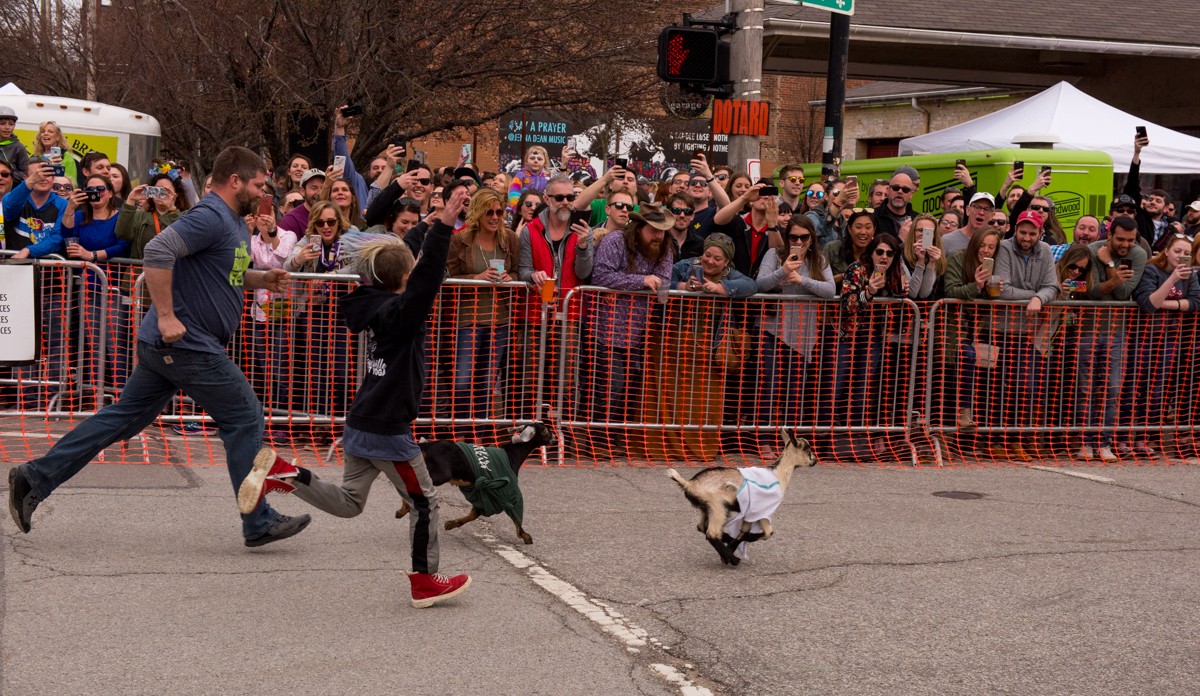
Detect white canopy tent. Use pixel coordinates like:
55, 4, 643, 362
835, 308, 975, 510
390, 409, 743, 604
899, 82, 1200, 174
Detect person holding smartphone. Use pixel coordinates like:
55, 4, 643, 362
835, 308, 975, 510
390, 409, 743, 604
903, 214, 946, 300
32, 121, 75, 183
755, 215, 835, 425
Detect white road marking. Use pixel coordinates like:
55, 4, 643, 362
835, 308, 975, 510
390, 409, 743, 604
477, 532, 713, 696
1029, 465, 1115, 484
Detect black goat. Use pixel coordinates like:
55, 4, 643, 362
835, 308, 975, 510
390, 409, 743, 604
396, 423, 556, 545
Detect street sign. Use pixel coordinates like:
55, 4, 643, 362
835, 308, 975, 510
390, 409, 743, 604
799, 0, 854, 16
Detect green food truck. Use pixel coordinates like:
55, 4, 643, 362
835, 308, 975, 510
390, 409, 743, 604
799, 149, 1114, 235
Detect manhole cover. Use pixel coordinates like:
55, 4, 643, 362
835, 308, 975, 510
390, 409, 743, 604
931, 491, 985, 500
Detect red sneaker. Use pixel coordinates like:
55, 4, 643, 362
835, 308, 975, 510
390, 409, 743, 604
407, 572, 472, 608
237, 447, 299, 515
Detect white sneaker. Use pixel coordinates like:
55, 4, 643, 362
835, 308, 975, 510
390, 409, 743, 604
1097, 447, 1118, 462
1074, 447, 1095, 460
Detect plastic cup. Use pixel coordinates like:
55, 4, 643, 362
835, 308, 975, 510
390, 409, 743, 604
489, 259, 505, 278
64, 237, 79, 248
656, 284, 669, 304
986, 276, 1003, 298
541, 277, 556, 303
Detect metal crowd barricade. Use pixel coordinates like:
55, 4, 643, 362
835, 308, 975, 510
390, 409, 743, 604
555, 286, 924, 466
0, 253, 108, 415
922, 299, 1200, 465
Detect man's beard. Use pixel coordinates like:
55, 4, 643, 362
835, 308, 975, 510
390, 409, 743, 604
554, 206, 571, 223
636, 235, 663, 258
236, 189, 258, 217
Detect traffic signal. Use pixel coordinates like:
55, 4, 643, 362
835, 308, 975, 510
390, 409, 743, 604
657, 26, 730, 94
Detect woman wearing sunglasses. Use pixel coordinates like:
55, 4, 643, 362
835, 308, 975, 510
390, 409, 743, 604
511, 189, 543, 234
756, 215, 834, 425
284, 202, 355, 428
799, 181, 826, 215
830, 230, 912, 458
447, 188, 519, 429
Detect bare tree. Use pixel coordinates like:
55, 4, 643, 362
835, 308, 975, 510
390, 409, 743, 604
2, 0, 678, 171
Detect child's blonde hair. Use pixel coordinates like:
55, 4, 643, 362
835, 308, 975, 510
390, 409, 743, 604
338, 232, 416, 291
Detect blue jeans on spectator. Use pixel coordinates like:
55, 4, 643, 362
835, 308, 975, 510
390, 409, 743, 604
20, 341, 280, 540
1074, 331, 1125, 448
830, 328, 884, 426
453, 324, 510, 419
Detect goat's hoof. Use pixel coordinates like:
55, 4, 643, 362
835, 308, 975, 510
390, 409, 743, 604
728, 555, 741, 567
443, 521, 459, 531
395, 508, 409, 519
520, 534, 533, 545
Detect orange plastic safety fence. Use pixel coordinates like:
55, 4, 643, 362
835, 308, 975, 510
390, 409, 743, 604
5, 262, 1200, 469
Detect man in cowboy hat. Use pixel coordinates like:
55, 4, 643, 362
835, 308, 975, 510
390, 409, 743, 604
589, 202, 675, 426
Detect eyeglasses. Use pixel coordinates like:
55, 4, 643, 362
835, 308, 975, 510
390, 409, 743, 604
783, 176, 805, 184
609, 202, 635, 212
714, 173, 729, 181
315, 219, 339, 228
1068, 264, 1089, 274
1170, 232, 1196, 242
830, 189, 843, 197
688, 179, 707, 187
51, 183, 73, 192
522, 200, 539, 208
788, 234, 812, 242
84, 186, 107, 193
413, 178, 432, 186
1028, 204, 1051, 213
668, 206, 694, 216
889, 184, 914, 194
850, 207, 875, 214
0, 171, 11, 179
806, 190, 825, 198
484, 209, 504, 218
873, 248, 895, 258
548, 193, 577, 203
1113, 206, 1136, 214
986, 219, 1006, 227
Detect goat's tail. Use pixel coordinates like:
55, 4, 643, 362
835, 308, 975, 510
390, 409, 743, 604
666, 468, 690, 490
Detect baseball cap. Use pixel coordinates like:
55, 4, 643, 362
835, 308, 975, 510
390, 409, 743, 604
1015, 210, 1044, 228
300, 168, 326, 187
968, 192, 996, 208
893, 165, 920, 184
0, 106, 16, 121
1186, 200, 1200, 212
1110, 194, 1137, 210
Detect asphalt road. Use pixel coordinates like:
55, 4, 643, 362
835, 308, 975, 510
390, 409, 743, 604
3, 458, 1200, 695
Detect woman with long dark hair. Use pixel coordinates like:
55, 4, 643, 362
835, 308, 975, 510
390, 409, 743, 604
756, 214, 835, 424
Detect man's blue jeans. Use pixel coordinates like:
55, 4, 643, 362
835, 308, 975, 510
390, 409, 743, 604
22, 341, 279, 539
1074, 332, 1125, 448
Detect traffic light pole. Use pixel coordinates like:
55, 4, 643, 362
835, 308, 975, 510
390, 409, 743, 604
821, 13, 850, 179
728, 0, 763, 174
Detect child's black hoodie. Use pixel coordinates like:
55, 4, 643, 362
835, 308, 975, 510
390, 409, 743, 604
338, 219, 453, 436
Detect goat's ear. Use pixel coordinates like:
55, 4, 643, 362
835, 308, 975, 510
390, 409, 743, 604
782, 428, 796, 447
513, 425, 537, 444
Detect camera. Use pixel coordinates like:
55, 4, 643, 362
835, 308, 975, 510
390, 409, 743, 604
84, 186, 104, 202
758, 184, 779, 197
144, 186, 167, 200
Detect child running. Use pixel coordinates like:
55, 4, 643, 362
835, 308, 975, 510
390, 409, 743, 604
238, 187, 472, 608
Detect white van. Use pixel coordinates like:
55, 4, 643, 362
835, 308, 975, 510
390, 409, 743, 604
0, 82, 161, 183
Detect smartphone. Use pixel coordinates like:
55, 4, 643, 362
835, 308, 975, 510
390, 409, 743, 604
759, 184, 779, 197
389, 135, 407, 151
693, 149, 706, 160
144, 186, 165, 200
921, 226, 933, 249
84, 187, 103, 202
1041, 165, 1052, 175
257, 195, 273, 217
461, 143, 472, 163
789, 245, 803, 260
340, 105, 363, 117
569, 209, 591, 229
981, 257, 995, 274
615, 157, 628, 169
333, 155, 346, 170
1119, 258, 1133, 269
1136, 125, 1148, 138
1063, 280, 1087, 291
48, 146, 64, 176
690, 265, 704, 284
1013, 160, 1024, 172
956, 158, 967, 168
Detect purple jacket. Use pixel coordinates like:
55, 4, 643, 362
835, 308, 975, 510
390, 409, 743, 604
591, 230, 672, 348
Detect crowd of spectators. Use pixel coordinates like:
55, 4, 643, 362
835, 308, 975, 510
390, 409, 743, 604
4, 106, 1200, 460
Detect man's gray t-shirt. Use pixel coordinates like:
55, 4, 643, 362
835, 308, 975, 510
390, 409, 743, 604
138, 193, 252, 354
941, 229, 971, 256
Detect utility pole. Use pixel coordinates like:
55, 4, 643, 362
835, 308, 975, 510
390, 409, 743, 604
820, 14, 850, 179
728, 0, 763, 173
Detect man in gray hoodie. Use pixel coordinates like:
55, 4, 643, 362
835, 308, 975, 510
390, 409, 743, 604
989, 211, 1059, 460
